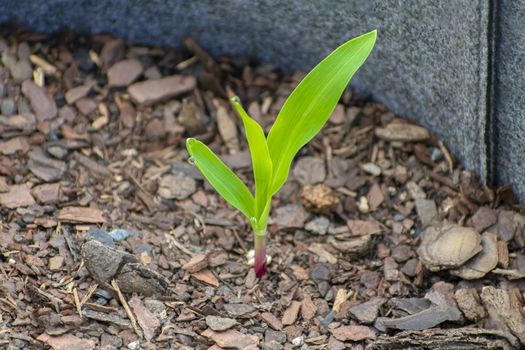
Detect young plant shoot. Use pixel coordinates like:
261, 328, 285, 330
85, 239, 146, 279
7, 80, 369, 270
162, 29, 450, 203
186, 30, 377, 277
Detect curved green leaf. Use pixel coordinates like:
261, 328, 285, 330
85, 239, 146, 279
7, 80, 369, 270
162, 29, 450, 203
231, 96, 273, 221
267, 30, 377, 195
186, 138, 254, 218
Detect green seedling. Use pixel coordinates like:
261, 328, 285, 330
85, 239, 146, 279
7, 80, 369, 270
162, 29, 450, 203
187, 30, 377, 277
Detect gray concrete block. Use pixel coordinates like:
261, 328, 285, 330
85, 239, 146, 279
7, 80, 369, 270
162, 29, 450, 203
493, 0, 525, 200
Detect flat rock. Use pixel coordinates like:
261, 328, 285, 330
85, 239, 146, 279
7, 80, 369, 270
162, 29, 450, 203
65, 84, 93, 104
191, 269, 219, 287
205, 316, 237, 331
202, 329, 258, 350
282, 301, 301, 326
129, 296, 160, 341
81, 240, 138, 283
75, 97, 97, 115
455, 288, 486, 322
177, 97, 206, 135
347, 219, 382, 236
368, 182, 384, 210
417, 224, 482, 271
58, 206, 106, 223
216, 101, 239, 153
86, 227, 115, 247
0, 184, 35, 208
37, 333, 95, 350
0, 137, 30, 155
48, 256, 64, 271
115, 263, 169, 296
415, 198, 438, 227
21, 80, 57, 121
305, 216, 331, 235
375, 122, 430, 142
270, 204, 309, 228
28, 152, 67, 182
328, 235, 372, 258
495, 210, 525, 242
99, 39, 125, 70
128, 75, 196, 106
107, 58, 143, 87
468, 206, 497, 232
310, 262, 332, 282
0, 113, 36, 131
331, 325, 376, 342
450, 232, 498, 279
293, 156, 326, 185
182, 253, 208, 273
349, 298, 386, 324
158, 172, 196, 200
261, 312, 283, 331
223, 303, 255, 317
10, 60, 33, 82
31, 183, 60, 204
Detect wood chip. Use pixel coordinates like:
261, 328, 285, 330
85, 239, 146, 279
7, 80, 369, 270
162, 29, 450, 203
191, 269, 219, 287
282, 301, 302, 326
58, 207, 106, 223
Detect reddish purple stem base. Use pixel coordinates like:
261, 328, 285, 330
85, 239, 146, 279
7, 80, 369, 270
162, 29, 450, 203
254, 234, 267, 278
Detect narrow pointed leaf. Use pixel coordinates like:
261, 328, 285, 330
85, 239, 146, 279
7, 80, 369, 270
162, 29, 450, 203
186, 138, 254, 218
231, 96, 273, 219
267, 30, 377, 195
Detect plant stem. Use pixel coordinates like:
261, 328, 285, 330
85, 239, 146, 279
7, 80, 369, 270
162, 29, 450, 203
254, 232, 267, 278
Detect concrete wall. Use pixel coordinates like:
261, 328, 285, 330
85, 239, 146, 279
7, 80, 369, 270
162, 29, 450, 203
1, 0, 523, 199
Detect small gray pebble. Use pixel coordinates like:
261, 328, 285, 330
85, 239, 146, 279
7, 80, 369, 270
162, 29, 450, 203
1, 98, 16, 116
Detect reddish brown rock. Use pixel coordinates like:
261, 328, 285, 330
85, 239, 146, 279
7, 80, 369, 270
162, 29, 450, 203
282, 301, 302, 326
32, 183, 60, 204
21, 80, 57, 121
0, 184, 35, 208
58, 207, 106, 223
331, 325, 376, 342
202, 329, 258, 350
128, 75, 196, 106
107, 58, 143, 87
65, 84, 93, 104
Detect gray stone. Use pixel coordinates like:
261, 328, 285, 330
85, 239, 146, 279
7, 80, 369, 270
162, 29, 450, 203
349, 298, 386, 324
415, 199, 438, 228
1, 98, 16, 116
81, 240, 138, 283
114, 263, 168, 296
86, 227, 115, 247
205, 316, 237, 331
305, 216, 330, 235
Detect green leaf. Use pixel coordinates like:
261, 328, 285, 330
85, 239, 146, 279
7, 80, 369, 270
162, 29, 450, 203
267, 30, 377, 195
231, 96, 273, 221
186, 138, 254, 218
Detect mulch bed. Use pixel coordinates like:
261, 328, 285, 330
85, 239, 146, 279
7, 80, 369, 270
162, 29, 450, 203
1, 25, 524, 350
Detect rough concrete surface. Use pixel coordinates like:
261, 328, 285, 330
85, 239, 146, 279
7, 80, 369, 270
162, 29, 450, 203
493, 0, 525, 200
1, 0, 523, 200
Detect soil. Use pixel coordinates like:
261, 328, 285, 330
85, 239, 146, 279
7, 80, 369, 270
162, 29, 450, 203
1, 25, 525, 350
